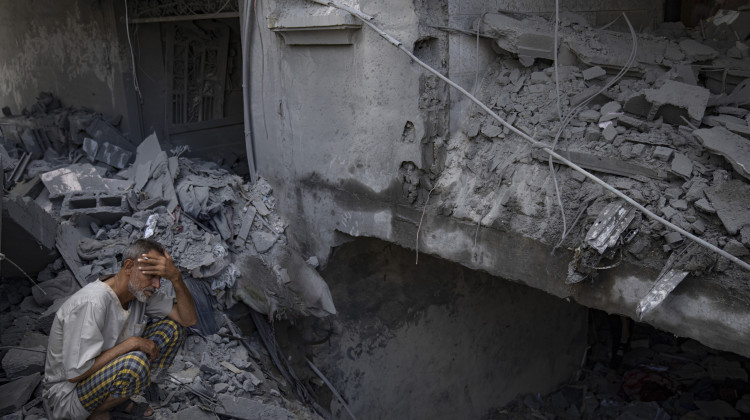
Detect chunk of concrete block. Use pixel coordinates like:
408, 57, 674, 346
618, 114, 648, 131
705, 180, 750, 235
251, 199, 270, 216
663, 231, 683, 244
0, 373, 41, 415
693, 127, 750, 182
578, 110, 600, 123
653, 146, 674, 161
724, 239, 749, 257
60, 192, 130, 224
694, 198, 716, 214
670, 153, 693, 178
251, 231, 276, 253
236, 207, 257, 244
1, 347, 46, 378
3, 194, 57, 249
602, 124, 617, 141
40, 164, 107, 198
582, 66, 606, 81
645, 80, 710, 125
679, 39, 719, 61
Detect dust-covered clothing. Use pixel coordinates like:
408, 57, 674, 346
75, 319, 184, 411
43, 279, 173, 420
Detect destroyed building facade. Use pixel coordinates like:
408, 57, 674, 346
2, 0, 750, 418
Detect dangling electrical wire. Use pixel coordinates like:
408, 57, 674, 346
306, 0, 750, 273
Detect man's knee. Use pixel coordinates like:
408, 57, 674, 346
146, 318, 185, 347
120, 351, 151, 384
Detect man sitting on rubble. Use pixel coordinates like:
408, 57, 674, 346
42, 238, 198, 420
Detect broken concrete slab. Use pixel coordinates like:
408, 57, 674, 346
693, 127, 750, 181
582, 66, 606, 81
40, 163, 107, 198
679, 39, 719, 62
705, 180, 750, 235
670, 153, 693, 178
3, 194, 57, 249
83, 137, 133, 169
645, 80, 710, 125
1, 347, 46, 378
531, 149, 663, 179
251, 231, 276, 254
0, 373, 41, 415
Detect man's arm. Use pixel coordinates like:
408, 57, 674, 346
138, 250, 197, 327
68, 336, 159, 383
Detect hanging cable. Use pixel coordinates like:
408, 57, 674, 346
124, 0, 142, 101
0, 253, 47, 296
307, 0, 750, 273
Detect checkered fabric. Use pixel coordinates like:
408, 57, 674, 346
76, 319, 184, 411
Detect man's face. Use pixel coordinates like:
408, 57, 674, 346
127, 249, 162, 302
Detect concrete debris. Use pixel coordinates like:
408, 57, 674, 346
693, 127, 750, 181
705, 180, 750, 235
1, 347, 46, 378
679, 39, 719, 61
644, 80, 710, 125
0, 373, 41, 416
582, 66, 606, 81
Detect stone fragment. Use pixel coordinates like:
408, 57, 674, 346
645, 80, 709, 125
652, 146, 674, 161
220, 361, 243, 374
670, 153, 693, 178
578, 110, 600, 123
664, 232, 683, 244
1, 347, 46, 378
0, 373, 41, 416
741, 226, 750, 248
250, 231, 276, 253
584, 126, 600, 142
530, 71, 550, 83
679, 39, 719, 61
705, 180, 750, 234
171, 366, 201, 384
661, 206, 677, 220
602, 124, 617, 142
724, 239, 749, 257
693, 127, 750, 182
670, 199, 688, 211
582, 66, 606, 80
692, 219, 706, 234
252, 199, 270, 216
214, 383, 229, 393
481, 124, 503, 138
684, 178, 709, 203
694, 198, 716, 214
599, 101, 622, 122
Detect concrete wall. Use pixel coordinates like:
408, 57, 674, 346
245, 0, 750, 359
0, 0, 128, 120
315, 237, 588, 419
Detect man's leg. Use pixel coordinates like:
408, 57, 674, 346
75, 351, 152, 415
142, 318, 185, 370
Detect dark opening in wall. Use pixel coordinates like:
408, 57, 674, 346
304, 237, 588, 419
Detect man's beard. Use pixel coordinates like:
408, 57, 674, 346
128, 279, 153, 303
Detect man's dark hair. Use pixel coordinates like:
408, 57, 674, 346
122, 238, 165, 264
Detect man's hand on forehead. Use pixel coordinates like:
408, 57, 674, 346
136, 250, 180, 281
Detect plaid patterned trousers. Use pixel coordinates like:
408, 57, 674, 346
76, 319, 185, 411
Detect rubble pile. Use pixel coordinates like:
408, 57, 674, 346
434, 7, 750, 309
0, 94, 333, 419
491, 313, 750, 420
